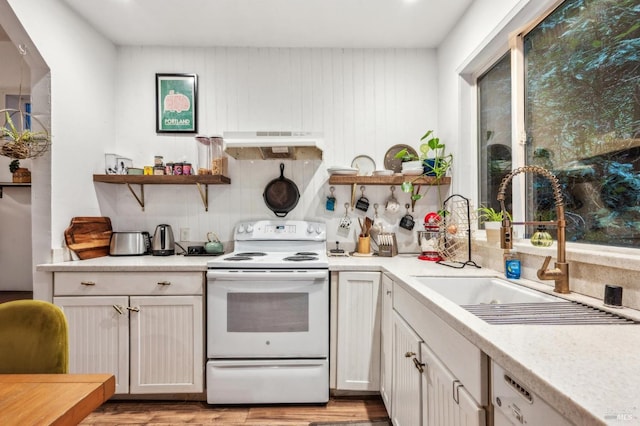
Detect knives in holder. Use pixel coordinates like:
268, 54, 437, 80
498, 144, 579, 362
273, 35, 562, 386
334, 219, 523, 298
377, 233, 398, 257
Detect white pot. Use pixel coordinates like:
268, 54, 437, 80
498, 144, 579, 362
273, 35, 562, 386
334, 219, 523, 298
401, 160, 422, 170
484, 221, 502, 246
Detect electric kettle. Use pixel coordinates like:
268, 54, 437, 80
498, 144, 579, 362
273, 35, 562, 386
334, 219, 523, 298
152, 224, 175, 256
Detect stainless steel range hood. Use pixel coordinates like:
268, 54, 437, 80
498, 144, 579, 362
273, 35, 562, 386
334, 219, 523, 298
223, 131, 323, 160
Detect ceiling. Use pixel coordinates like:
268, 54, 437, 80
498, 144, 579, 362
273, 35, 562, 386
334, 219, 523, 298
59, 0, 474, 48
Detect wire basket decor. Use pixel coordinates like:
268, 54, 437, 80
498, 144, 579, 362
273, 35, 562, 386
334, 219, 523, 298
0, 108, 51, 159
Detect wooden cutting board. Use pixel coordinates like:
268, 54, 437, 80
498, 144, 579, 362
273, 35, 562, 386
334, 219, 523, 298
64, 217, 113, 260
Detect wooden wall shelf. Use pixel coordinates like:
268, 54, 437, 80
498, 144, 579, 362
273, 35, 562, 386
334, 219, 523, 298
0, 182, 31, 198
328, 175, 451, 186
93, 174, 231, 211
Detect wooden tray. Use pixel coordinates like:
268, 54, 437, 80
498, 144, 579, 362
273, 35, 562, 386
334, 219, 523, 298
64, 217, 112, 260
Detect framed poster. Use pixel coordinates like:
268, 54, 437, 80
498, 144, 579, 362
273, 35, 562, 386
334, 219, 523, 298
155, 73, 198, 133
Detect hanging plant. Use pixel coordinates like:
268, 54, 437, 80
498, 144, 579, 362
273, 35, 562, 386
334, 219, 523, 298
0, 109, 50, 160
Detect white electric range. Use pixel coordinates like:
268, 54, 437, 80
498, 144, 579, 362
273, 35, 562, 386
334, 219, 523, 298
205, 220, 329, 404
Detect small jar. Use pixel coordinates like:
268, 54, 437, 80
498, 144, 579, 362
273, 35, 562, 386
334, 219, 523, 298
154, 156, 164, 166
173, 163, 183, 175
153, 166, 165, 175
165, 163, 173, 175
183, 163, 192, 175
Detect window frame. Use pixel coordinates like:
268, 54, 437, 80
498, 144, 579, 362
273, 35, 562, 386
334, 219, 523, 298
464, 0, 640, 260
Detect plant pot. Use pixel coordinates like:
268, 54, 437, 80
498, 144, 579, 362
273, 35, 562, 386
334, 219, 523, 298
423, 158, 441, 176
484, 221, 501, 246
12, 167, 31, 183
401, 160, 422, 171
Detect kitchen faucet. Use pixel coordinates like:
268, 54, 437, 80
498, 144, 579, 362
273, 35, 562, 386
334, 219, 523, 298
496, 165, 570, 294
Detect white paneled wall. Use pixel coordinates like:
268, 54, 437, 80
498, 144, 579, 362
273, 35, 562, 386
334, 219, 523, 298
105, 46, 440, 250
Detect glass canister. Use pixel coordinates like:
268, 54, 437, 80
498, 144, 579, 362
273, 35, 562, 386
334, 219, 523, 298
210, 136, 228, 176
195, 136, 212, 175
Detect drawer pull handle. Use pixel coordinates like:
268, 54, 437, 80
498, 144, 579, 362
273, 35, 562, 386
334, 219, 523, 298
80, 281, 96, 286
127, 306, 140, 312
405, 351, 416, 358
157, 281, 171, 286
112, 305, 124, 315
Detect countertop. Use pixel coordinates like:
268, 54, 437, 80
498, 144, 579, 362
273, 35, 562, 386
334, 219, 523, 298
37, 254, 640, 425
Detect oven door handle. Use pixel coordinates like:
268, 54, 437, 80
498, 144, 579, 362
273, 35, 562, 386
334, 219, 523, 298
207, 270, 328, 280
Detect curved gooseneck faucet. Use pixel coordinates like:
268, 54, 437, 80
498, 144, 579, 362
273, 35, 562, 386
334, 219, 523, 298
496, 165, 570, 294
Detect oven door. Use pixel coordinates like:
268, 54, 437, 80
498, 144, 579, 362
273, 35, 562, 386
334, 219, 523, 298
207, 269, 328, 358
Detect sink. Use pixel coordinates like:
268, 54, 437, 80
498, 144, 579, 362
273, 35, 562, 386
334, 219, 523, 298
411, 276, 562, 305
411, 276, 637, 325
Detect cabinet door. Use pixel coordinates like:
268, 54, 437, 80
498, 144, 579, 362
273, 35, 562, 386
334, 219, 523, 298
380, 274, 394, 412
336, 271, 381, 391
391, 311, 422, 426
54, 296, 130, 394
422, 342, 485, 426
129, 295, 203, 394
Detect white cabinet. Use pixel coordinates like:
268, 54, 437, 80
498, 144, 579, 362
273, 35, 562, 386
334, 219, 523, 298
422, 342, 485, 426
380, 274, 394, 412
53, 271, 204, 395
335, 271, 381, 391
391, 311, 422, 426
388, 282, 487, 426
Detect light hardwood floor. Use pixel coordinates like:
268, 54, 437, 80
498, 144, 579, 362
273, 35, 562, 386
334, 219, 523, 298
81, 396, 390, 425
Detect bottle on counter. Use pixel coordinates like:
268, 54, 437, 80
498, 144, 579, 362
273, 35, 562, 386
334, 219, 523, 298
504, 249, 521, 279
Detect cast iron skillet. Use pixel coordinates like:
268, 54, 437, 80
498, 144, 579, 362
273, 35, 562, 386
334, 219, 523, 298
263, 163, 300, 217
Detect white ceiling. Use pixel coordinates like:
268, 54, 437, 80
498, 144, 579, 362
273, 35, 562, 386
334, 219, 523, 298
60, 0, 473, 48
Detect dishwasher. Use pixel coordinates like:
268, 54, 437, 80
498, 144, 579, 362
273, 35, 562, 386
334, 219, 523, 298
492, 360, 572, 425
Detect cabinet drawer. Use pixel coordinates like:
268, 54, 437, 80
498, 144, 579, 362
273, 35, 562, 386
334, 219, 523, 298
394, 283, 488, 405
54, 272, 203, 296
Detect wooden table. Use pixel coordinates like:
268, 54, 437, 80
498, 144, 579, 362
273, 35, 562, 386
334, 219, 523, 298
0, 373, 115, 425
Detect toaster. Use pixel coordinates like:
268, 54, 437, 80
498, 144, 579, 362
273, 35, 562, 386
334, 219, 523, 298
109, 232, 151, 256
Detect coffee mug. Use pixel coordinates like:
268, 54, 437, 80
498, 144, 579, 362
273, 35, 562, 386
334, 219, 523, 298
399, 214, 415, 231
355, 196, 370, 212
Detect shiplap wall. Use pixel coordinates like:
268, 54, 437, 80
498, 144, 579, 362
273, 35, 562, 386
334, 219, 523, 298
101, 46, 439, 250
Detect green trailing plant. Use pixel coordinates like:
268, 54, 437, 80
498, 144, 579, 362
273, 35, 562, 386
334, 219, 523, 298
396, 130, 454, 210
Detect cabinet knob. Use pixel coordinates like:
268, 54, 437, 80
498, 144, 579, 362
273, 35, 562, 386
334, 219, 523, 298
405, 351, 416, 358
157, 281, 171, 286
386, 290, 392, 295
127, 306, 140, 312
81, 281, 96, 286
112, 305, 124, 314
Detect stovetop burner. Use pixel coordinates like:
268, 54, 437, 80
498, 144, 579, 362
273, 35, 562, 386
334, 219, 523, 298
283, 255, 319, 262
235, 252, 267, 257
224, 256, 253, 261
295, 252, 319, 256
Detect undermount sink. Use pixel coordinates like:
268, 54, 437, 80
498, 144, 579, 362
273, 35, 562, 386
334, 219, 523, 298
411, 276, 637, 325
411, 276, 562, 305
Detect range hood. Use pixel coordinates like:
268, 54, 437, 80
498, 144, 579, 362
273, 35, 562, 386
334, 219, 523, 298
223, 131, 323, 160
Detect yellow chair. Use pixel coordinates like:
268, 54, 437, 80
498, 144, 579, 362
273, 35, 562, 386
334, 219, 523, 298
0, 299, 69, 374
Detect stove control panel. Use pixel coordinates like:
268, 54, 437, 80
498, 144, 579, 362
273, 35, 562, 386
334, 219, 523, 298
234, 220, 326, 241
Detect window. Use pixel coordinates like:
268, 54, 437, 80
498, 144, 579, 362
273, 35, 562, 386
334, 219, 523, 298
478, 53, 512, 224
478, 0, 640, 247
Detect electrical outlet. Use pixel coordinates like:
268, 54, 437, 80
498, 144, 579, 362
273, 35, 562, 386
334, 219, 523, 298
180, 227, 190, 241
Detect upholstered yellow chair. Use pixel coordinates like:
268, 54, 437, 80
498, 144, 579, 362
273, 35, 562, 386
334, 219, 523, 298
0, 299, 69, 374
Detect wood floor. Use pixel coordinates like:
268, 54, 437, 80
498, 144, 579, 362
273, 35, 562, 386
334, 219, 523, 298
81, 396, 390, 425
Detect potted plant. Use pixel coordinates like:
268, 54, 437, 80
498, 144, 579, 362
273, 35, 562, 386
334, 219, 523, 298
0, 110, 50, 160
477, 205, 510, 245
9, 159, 31, 183
418, 130, 453, 178
395, 130, 453, 209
